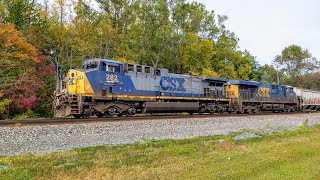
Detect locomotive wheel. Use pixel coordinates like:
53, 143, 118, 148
96, 113, 104, 118
253, 108, 260, 113
74, 114, 90, 118
73, 114, 82, 118
237, 109, 245, 114
73, 114, 90, 118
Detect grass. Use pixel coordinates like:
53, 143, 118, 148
1, 126, 320, 179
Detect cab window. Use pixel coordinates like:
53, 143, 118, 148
83, 61, 98, 69
128, 64, 134, 72
155, 69, 161, 76
107, 65, 120, 73
136, 65, 142, 73
145, 67, 151, 73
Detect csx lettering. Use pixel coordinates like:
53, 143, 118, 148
258, 88, 270, 97
68, 78, 74, 85
160, 77, 186, 92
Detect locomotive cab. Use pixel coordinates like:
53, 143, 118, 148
82, 59, 124, 96
98, 60, 124, 95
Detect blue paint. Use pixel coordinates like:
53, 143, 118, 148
160, 76, 186, 92
227, 80, 261, 86
68, 77, 75, 85
85, 69, 205, 98
79, 59, 298, 103
230, 82, 297, 101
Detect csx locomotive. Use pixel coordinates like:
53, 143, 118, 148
53, 59, 320, 118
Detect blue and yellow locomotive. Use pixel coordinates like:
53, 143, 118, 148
53, 59, 298, 117
225, 80, 297, 113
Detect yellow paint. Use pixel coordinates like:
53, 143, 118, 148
66, 70, 77, 94
225, 85, 239, 98
83, 74, 95, 95
116, 95, 227, 101
258, 88, 270, 97
66, 70, 94, 96
92, 93, 228, 101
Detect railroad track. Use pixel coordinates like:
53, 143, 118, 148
0, 112, 316, 127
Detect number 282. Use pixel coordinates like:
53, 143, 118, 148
106, 74, 118, 82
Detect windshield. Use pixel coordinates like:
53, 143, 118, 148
83, 60, 99, 69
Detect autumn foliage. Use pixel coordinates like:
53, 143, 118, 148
0, 23, 54, 118
0, 23, 37, 62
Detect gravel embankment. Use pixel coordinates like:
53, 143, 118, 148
1, 113, 320, 156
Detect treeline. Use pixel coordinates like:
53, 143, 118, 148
256, 45, 319, 88
0, 0, 318, 119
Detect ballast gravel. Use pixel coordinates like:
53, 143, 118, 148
1, 113, 320, 156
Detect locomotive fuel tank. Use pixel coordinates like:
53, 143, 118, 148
142, 102, 199, 113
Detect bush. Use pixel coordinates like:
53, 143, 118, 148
14, 109, 40, 120
0, 99, 11, 119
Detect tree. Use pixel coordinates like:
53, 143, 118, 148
180, 32, 216, 75
1, 0, 36, 30
96, 0, 135, 33
274, 45, 319, 86
0, 23, 54, 117
255, 64, 288, 84
299, 73, 320, 91
1, 0, 262, 118
1, 0, 50, 51
0, 23, 37, 109
123, 0, 173, 67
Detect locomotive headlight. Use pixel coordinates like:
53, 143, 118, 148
76, 76, 83, 79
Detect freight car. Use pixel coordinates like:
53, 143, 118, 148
53, 59, 309, 118
294, 88, 320, 111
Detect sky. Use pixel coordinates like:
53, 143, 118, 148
190, 0, 320, 65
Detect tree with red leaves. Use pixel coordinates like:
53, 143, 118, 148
0, 23, 55, 118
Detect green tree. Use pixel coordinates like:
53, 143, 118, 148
0, 99, 11, 119
123, 0, 172, 67
255, 64, 288, 84
1, 0, 51, 51
299, 73, 320, 91
1, 0, 36, 30
274, 45, 318, 86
